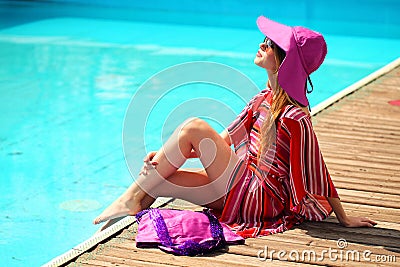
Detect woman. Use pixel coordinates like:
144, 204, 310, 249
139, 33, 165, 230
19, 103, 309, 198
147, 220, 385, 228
93, 16, 376, 236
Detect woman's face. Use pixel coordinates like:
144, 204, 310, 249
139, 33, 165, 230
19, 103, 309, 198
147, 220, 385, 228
254, 37, 277, 71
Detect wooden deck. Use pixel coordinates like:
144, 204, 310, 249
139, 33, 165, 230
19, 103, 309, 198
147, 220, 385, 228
63, 64, 400, 266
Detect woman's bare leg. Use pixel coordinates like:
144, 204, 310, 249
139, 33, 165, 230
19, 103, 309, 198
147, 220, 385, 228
150, 169, 228, 210
93, 118, 239, 224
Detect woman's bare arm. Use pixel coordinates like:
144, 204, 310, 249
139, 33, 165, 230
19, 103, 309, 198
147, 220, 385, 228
327, 197, 377, 227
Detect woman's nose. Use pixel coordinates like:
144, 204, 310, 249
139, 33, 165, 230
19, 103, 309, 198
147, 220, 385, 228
259, 42, 266, 51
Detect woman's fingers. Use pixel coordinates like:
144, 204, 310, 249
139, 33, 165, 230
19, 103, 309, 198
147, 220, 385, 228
139, 166, 148, 175
364, 217, 377, 227
143, 151, 157, 162
343, 216, 377, 228
139, 157, 159, 176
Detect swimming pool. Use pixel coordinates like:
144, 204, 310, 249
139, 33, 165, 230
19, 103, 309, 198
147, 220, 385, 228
0, 0, 399, 266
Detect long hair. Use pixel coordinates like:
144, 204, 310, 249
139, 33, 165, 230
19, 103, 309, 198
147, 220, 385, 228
258, 44, 307, 161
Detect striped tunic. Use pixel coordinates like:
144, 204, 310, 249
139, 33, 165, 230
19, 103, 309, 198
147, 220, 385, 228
220, 89, 339, 238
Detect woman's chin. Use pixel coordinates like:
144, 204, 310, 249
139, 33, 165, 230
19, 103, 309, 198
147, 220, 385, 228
254, 58, 263, 67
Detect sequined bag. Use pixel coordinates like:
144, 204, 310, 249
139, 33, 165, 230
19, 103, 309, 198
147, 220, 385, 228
135, 208, 244, 256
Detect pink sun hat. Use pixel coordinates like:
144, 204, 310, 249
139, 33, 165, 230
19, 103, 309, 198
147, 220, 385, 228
256, 16, 327, 106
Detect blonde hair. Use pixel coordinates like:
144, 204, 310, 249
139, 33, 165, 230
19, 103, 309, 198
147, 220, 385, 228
258, 45, 308, 161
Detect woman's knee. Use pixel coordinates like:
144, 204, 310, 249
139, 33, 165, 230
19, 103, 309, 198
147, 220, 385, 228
180, 117, 211, 136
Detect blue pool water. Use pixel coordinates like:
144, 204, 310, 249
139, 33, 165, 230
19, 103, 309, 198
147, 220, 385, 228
0, 1, 399, 266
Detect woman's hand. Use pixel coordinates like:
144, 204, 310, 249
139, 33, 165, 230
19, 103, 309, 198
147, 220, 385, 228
144, 151, 157, 162
340, 216, 377, 228
139, 149, 199, 175
140, 151, 157, 175
327, 197, 377, 228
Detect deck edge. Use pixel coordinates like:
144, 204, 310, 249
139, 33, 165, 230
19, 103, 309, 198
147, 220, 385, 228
42, 197, 174, 267
42, 216, 136, 267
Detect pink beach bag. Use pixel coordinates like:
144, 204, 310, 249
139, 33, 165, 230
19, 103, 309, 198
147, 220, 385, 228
135, 208, 244, 256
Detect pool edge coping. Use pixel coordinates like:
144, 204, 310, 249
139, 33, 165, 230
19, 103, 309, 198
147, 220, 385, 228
42, 197, 174, 267
42, 216, 137, 267
42, 57, 400, 267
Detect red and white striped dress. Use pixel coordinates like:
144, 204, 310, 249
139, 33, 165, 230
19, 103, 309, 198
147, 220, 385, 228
219, 88, 339, 238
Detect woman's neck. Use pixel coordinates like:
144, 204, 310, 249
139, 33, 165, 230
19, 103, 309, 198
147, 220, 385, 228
267, 70, 278, 92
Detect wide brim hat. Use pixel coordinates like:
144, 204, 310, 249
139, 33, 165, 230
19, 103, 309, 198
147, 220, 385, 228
256, 16, 327, 106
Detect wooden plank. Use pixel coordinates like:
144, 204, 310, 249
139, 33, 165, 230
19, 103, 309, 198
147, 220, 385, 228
314, 125, 400, 140
340, 202, 400, 224
318, 113, 400, 127
324, 216, 400, 232
295, 222, 400, 249
316, 117, 400, 131
330, 172, 400, 186
313, 119, 400, 133
323, 95, 399, 108
270, 228, 400, 249
317, 102, 400, 116
335, 96, 400, 106
319, 140, 400, 158
80, 254, 183, 267
231, 237, 399, 266
329, 167, 400, 182
320, 149, 400, 166
316, 125, 400, 140
324, 143, 400, 157
317, 131, 400, 148
255, 228, 400, 253
332, 180, 398, 195
108, 240, 321, 267
65, 262, 105, 267
327, 163, 398, 180
323, 156, 399, 172
339, 209, 397, 224
338, 98, 400, 106
325, 162, 398, 178
328, 100, 400, 110
336, 188, 400, 209
317, 131, 399, 146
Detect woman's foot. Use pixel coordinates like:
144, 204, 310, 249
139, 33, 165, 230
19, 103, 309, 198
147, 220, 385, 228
93, 195, 142, 225
95, 217, 124, 233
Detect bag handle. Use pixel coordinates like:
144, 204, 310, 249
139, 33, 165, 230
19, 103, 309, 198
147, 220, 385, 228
139, 208, 226, 256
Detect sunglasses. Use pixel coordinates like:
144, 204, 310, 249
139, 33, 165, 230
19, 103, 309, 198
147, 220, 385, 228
263, 37, 274, 49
